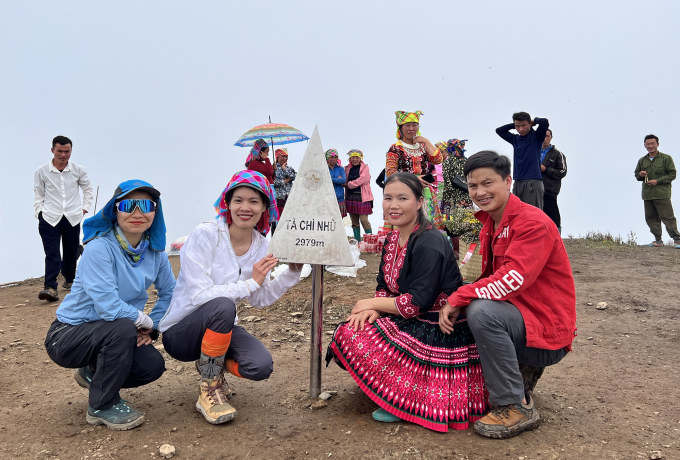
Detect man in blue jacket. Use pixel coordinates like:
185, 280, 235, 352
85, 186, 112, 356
496, 112, 549, 209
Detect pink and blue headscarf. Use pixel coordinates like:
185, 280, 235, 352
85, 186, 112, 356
213, 170, 279, 235
245, 139, 269, 167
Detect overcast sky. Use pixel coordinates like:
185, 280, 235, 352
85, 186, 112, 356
1, 0, 679, 284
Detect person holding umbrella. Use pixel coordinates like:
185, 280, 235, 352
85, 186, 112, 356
326, 149, 347, 218
245, 139, 274, 184
344, 149, 373, 241
160, 171, 303, 425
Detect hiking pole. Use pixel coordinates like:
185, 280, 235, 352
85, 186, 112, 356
92, 186, 99, 214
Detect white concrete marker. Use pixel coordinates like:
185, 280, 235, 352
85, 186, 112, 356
268, 125, 354, 267
267, 125, 353, 400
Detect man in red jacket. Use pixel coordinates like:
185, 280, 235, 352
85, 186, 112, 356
439, 150, 576, 440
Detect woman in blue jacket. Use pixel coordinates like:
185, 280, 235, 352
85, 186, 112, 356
44, 180, 176, 431
326, 149, 347, 217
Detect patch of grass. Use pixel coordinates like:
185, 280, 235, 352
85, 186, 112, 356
565, 231, 638, 246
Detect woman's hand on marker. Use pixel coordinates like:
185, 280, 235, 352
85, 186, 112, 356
253, 254, 279, 285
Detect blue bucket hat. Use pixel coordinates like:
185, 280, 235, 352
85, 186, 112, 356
83, 179, 167, 251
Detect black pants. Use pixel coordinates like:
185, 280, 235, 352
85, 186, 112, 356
38, 214, 81, 289
543, 193, 561, 229
162, 297, 273, 381
45, 319, 166, 410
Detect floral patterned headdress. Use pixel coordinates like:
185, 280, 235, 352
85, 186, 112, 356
347, 149, 364, 160
447, 139, 467, 157
245, 138, 269, 167
213, 170, 279, 235
395, 110, 423, 139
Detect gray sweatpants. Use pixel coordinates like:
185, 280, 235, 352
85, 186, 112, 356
513, 179, 544, 210
466, 299, 567, 406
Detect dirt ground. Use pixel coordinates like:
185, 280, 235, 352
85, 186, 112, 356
1, 240, 679, 460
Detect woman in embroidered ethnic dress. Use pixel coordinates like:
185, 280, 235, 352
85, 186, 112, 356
385, 111, 445, 230
438, 139, 472, 259
326, 172, 488, 432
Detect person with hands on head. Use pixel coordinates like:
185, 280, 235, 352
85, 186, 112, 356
327, 172, 487, 433
438, 151, 576, 440
634, 134, 680, 248
159, 171, 302, 425
44, 180, 175, 431
496, 112, 549, 209
385, 110, 445, 230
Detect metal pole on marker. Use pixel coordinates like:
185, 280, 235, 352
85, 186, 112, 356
309, 264, 324, 398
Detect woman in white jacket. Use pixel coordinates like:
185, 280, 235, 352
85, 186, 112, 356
159, 171, 302, 425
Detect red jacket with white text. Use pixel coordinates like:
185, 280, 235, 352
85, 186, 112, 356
448, 194, 577, 350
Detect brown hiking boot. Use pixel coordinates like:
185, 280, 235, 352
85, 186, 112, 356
38, 287, 59, 302
474, 394, 540, 439
196, 376, 237, 424
519, 364, 545, 394
194, 360, 235, 399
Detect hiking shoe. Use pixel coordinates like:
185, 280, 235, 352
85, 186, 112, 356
474, 394, 540, 439
86, 401, 144, 430
519, 364, 544, 394
196, 377, 237, 424
62, 281, 73, 290
74, 367, 93, 389
195, 360, 235, 399
38, 287, 59, 302
644, 241, 663, 247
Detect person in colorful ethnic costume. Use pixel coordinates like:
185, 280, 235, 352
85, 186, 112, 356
326, 149, 347, 217
385, 111, 444, 230
160, 171, 302, 425
344, 149, 374, 241
45, 180, 176, 431
327, 172, 488, 433
271, 148, 296, 236
245, 139, 274, 184
439, 139, 472, 259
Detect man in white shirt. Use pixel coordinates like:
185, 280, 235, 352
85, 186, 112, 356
34, 136, 93, 301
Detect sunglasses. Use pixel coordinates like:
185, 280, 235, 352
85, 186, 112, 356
115, 199, 157, 214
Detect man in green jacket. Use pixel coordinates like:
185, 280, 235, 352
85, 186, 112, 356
634, 134, 680, 248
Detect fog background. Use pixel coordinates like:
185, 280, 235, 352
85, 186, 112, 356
1, 0, 679, 283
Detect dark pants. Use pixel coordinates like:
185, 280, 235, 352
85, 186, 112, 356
38, 214, 81, 289
543, 193, 561, 230
513, 179, 544, 210
644, 199, 680, 241
466, 299, 567, 406
45, 319, 166, 410
162, 297, 273, 381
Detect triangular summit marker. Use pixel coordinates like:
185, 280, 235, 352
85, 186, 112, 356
268, 125, 354, 266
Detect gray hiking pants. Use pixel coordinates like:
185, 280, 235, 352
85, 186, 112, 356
466, 299, 567, 406
513, 179, 544, 210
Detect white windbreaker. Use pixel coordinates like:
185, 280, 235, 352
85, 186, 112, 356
159, 219, 301, 332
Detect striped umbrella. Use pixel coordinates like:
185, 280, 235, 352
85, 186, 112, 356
234, 122, 309, 147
